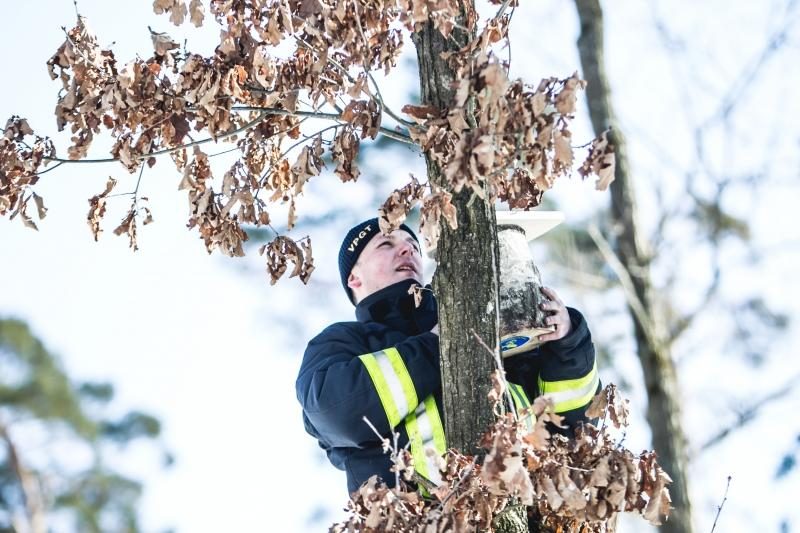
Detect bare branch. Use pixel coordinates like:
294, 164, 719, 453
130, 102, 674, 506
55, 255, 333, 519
470, 329, 516, 419
587, 224, 662, 350
43, 112, 270, 165
698, 374, 800, 453
710, 476, 732, 533
703, 5, 799, 127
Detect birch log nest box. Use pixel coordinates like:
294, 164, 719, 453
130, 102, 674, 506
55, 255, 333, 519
496, 211, 564, 357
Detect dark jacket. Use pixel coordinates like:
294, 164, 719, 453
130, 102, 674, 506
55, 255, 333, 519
296, 279, 597, 494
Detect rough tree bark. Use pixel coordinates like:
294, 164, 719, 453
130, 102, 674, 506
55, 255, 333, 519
412, 4, 526, 532
411, 1, 498, 461
573, 1, 694, 532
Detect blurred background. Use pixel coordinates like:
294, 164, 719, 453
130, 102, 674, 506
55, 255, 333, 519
1, 1, 798, 531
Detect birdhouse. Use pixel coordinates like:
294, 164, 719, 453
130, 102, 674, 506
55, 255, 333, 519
496, 211, 564, 357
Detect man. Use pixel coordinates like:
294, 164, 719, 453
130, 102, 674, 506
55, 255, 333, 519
296, 218, 599, 495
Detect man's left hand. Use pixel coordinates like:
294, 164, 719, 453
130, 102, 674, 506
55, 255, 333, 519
537, 286, 572, 343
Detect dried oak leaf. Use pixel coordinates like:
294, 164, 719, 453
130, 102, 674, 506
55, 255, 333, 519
556, 467, 586, 511
407, 284, 424, 308
291, 136, 325, 196
401, 104, 440, 124
377, 175, 424, 234
480, 421, 534, 505
341, 100, 381, 140
87, 177, 117, 241
579, 130, 616, 191
113, 204, 139, 251
150, 29, 180, 57
31, 192, 47, 220
330, 127, 360, 183
260, 235, 311, 285
153, 0, 188, 26
554, 72, 587, 115
419, 189, 457, 251
188, 0, 205, 27
606, 384, 630, 429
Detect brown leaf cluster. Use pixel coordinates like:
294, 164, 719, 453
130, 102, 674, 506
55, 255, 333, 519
578, 130, 616, 191
4, 2, 614, 288
419, 189, 458, 251
378, 175, 425, 234
0, 117, 55, 229
259, 235, 314, 285
411, 60, 596, 205
87, 177, 117, 241
332, 384, 672, 533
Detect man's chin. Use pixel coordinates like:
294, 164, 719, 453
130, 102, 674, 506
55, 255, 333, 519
395, 272, 422, 284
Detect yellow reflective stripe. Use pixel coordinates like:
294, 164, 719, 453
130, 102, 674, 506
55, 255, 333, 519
509, 383, 535, 433
405, 395, 446, 487
358, 348, 419, 428
508, 383, 529, 410
404, 408, 430, 481
359, 353, 402, 427
384, 347, 418, 411
425, 395, 447, 455
538, 362, 599, 413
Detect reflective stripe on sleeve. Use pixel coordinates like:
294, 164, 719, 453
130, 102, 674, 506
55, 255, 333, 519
508, 383, 535, 433
405, 395, 446, 487
538, 362, 599, 413
358, 348, 418, 428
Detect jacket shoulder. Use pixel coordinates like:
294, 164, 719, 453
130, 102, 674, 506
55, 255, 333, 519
306, 321, 365, 347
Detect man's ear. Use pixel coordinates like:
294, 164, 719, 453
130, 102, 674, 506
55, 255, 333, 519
347, 270, 362, 290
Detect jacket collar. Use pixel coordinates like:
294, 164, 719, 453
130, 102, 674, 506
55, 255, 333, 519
355, 279, 438, 334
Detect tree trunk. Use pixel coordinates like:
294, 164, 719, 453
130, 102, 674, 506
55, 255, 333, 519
0, 418, 46, 533
411, 5, 527, 531
412, 0, 498, 461
573, 1, 694, 532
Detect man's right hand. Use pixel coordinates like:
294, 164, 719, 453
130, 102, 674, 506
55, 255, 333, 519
431, 324, 439, 336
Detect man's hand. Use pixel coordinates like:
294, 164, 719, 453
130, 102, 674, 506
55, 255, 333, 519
431, 324, 439, 336
537, 287, 572, 343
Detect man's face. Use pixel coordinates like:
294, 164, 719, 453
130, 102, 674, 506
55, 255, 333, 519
348, 229, 423, 302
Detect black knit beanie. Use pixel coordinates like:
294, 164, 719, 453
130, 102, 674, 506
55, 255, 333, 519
338, 218, 419, 304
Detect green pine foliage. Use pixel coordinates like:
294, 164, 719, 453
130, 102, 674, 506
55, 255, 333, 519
0, 318, 164, 533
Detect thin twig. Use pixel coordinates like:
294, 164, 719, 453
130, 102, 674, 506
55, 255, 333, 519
699, 375, 800, 452
350, 0, 414, 128
494, 0, 515, 20
470, 329, 516, 418
296, 38, 357, 84
233, 105, 414, 144
362, 415, 405, 489
505, 5, 516, 72
709, 476, 731, 533
35, 161, 65, 177
363, 415, 393, 450
279, 123, 340, 160
433, 458, 477, 510
132, 162, 146, 209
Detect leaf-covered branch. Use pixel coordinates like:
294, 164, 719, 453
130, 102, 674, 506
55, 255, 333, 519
2, 0, 613, 287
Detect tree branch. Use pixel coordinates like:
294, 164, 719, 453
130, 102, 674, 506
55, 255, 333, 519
587, 224, 662, 351
43, 112, 270, 165
349, 0, 415, 128
710, 476, 732, 533
698, 374, 800, 453
231, 107, 415, 144
0, 417, 46, 533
